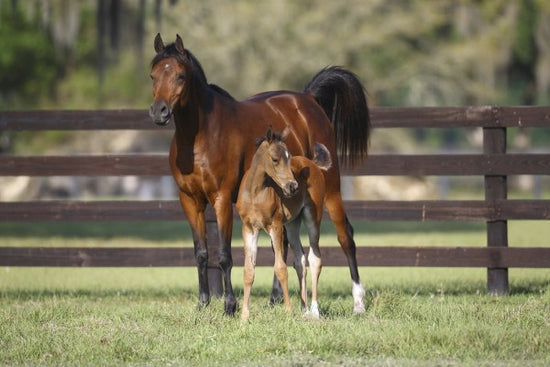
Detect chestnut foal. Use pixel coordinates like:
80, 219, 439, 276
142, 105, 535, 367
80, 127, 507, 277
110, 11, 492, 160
237, 127, 331, 321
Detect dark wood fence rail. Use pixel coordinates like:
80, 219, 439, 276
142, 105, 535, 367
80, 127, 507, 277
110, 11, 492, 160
1, 107, 549, 295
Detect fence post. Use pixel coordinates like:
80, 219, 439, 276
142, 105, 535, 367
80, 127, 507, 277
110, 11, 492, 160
484, 108, 509, 295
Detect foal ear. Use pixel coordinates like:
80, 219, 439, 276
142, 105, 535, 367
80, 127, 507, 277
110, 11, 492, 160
281, 127, 291, 141
154, 33, 165, 53
265, 126, 274, 142
175, 34, 185, 55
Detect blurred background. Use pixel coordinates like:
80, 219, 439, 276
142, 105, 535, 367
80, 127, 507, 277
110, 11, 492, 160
1, 0, 549, 201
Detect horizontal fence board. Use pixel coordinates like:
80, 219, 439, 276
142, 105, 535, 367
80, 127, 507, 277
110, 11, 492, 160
2, 107, 549, 130
370, 106, 550, 128
3, 154, 550, 176
1, 246, 548, 268
0, 110, 157, 131
0, 154, 169, 176
344, 154, 550, 176
1, 200, 548, 222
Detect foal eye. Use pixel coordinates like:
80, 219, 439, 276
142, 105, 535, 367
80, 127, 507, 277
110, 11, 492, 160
272, 158, 279, 164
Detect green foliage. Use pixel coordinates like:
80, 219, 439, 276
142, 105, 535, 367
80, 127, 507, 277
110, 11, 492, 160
2, 0, 550, 152
0, 4, 60, 108
514, 0, 537, 67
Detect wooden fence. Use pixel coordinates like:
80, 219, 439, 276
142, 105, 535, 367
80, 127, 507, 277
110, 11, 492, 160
1, 107, 549, 295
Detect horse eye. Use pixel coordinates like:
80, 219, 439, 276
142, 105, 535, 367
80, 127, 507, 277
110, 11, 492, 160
272, 158, 279, 164
177, 73, 186, 81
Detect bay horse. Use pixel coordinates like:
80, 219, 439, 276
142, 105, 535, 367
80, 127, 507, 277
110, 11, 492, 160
149, 34, 370, 316
237, 127, 331, 321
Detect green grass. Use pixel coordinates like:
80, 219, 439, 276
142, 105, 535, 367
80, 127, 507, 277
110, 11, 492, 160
0, 267, 549, 366
1, 220, 549, 365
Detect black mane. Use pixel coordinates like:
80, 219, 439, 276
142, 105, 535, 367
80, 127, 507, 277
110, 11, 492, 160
152, 43, 235, 100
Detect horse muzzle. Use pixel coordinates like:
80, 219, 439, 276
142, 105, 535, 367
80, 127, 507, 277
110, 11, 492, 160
149, 100, 172, 126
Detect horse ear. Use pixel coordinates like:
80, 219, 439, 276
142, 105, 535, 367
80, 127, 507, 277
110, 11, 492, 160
154, 33, 165, 53
175, 34, 185, 55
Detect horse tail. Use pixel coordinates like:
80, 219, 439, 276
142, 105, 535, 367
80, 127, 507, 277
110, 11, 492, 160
304, 66, 370, 167
312, 142, 332, 171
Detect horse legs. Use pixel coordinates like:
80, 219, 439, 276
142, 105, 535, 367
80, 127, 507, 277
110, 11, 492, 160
324, 191, 366, 314
284, 219, 307, 311
178, 192, 210, 308
270, 225, 291, 312
302, 206, 323, 319
241, 223, 259, 321
213, 195, 237, 316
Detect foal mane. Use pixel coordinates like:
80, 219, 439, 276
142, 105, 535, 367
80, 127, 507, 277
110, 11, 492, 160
151, 42, 235, 100
255, 130, 286, 147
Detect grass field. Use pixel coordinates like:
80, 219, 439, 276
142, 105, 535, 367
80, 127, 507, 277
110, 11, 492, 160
1, 220, 549, 366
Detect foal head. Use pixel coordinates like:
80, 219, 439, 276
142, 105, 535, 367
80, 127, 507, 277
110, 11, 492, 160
149, 34, 207, 125
255, 127, 298, 198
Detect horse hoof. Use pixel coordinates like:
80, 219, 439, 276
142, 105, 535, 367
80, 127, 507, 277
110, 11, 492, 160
303, 310, 321, 320
269, 293, 284, 306
352, 282, 366, 314
198, 298, 210, 310
224, 299, 237, 316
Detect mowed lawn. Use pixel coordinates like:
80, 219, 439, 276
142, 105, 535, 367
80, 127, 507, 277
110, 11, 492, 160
1, 220, 549, 366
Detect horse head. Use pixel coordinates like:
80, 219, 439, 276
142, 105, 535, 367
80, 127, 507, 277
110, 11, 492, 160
149, 33, 193, 126
257, 126, 298, 198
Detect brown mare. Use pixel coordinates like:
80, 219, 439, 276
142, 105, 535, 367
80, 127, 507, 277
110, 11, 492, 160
237, 127, 331, 321
149, 34, 370, 316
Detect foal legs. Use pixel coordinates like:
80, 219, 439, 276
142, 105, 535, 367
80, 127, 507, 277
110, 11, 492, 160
269, 231, 289, 305
270, 225, 291, 312
241, 224, 259, 321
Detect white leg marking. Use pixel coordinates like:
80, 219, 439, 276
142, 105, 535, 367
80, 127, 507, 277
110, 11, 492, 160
352, 281, 366, 314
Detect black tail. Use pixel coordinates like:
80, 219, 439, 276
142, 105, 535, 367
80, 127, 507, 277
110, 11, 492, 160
304, 66, 370, 167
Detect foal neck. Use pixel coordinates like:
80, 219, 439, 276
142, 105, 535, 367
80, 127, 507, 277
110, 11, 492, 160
243, 147, 271, 198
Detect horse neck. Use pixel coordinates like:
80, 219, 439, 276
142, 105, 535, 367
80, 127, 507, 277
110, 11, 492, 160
173, 79, 215, 142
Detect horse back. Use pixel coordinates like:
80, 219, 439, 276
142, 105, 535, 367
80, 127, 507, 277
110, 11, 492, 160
242, 91, 336, 158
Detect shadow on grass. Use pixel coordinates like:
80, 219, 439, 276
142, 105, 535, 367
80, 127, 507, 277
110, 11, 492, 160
231, 277, 549, 300
0, 220, 485, 241
0, 287, 199, 301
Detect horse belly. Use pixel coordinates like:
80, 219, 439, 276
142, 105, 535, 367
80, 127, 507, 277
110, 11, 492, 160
281, 193, 305, 224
